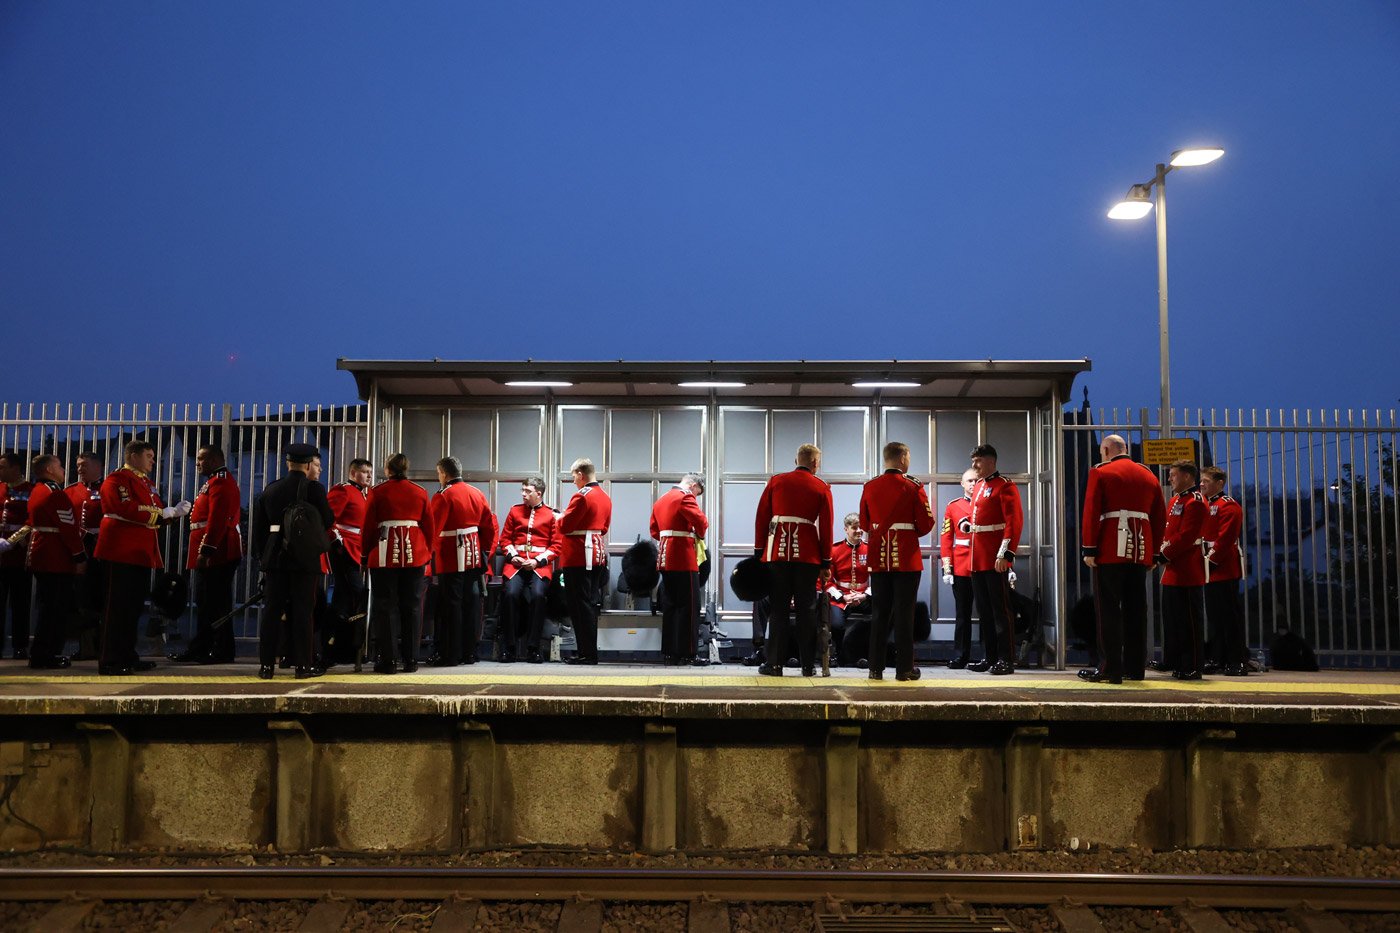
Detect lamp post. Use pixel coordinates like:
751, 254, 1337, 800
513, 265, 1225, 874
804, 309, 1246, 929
1108, 147, 1224, 439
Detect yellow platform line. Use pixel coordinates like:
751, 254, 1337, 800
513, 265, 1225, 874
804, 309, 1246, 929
0, 673, 1396, 695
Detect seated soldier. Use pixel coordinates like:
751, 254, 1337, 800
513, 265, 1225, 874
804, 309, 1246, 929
823, 512, 870, 666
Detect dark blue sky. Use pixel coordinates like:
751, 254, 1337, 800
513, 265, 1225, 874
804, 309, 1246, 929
3, 2, 1397, 411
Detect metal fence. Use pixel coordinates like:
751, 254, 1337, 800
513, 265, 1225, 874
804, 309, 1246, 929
0, 402, 369, 644
1063, 408, 1400, 668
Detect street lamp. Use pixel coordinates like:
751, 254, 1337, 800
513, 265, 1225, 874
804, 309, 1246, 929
1108, 146, 1224, 438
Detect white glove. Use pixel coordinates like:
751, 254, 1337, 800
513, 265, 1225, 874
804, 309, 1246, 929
174, 500, 192, 518
160, 506, 179, 520
0, 539, 10, 554
942, 573, 954, 586
1007, 569, 1018, 587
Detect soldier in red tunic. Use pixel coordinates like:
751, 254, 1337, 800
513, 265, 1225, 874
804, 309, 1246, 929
754, 444, 833, 677
826, 513, 870, 667
0, 452, 35, 658
496, 476, 562, 663
24, 455, 85, 668
429, 456, 497, 666
1200, 465, 1249, 675
326, 458, 372, 663
65, 451, 106, 659
860, 441, 936, 681
1157, 459, 1209, 679
967, 444, 1023, 676
560, 458, 612, 665
940, 469, 979, 668
171, 445, 243, 664
649, 473, 709, 665
1077, 435, 1167, 684
361, 452, 436, 674
94, 440, 190, 675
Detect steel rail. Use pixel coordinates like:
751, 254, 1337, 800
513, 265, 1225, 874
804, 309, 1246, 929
0, 866, 1395, 911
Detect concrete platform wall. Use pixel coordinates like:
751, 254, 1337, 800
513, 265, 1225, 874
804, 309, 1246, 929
0, 717, 1395, 855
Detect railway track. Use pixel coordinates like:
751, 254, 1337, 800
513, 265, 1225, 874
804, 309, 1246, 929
1, 866, 1395, 931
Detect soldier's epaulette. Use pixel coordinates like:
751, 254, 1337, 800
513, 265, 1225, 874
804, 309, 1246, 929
1222, 494, 1236, 502
906, 474, 922, 486
578, 486, 591, 496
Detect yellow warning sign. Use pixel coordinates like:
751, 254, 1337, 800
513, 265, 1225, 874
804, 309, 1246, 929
1142, 438, 1198, 465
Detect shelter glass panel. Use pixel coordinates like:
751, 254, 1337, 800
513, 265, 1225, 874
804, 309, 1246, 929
400, 409, 443, 469
936, 411, 979, 474
609, 410, 655, 473
497, 408, 543, 474
986, 411, 1030, 475
819, 409, 868, 475
772, 410, 816, 467
723, 410, 767, 474
722, 481, 764, 547
448, 410, 492, 472
608, 481, 654, 550
831, 483, 862, 529
659, 408, 705, 474
885, 409, 931, 474
560, 408, 605, 470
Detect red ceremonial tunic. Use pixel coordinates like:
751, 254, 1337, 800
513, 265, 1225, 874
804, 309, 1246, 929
25, 481, 85, 574
824, 538, 869, 605
327, 481, 369, 565
755, 467, 833, 566
94, 467, 167, 568
969, 472, 1024, 572
498, 503, 561, 580
649, 486, 709, 572
186, 467, 243, 569
939, 495, 974, 577
1160, 486, 1208, 587
431, 479, 497, 574
0, 480, 33, 569
1202, 493, 1245, 582
1080, 454, 1167, 567
362, 478, 436, 569
65, 481, 104, 550
859, 469, 935, 572
559, 482, 612, 569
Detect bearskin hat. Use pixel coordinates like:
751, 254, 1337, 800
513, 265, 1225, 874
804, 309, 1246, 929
620, 539, 660, 595
149, 571, 189, 621
728, 556, 768, 602
913, 600, 932, 641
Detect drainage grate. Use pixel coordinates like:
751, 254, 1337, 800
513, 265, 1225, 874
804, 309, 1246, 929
815, 914, 1019, 932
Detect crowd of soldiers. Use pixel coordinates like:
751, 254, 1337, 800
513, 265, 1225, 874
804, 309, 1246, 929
0, 430, 1247, 681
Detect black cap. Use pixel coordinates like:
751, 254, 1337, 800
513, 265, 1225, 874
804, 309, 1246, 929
286, 443, 319, 464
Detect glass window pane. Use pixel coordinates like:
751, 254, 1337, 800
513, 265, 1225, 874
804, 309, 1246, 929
935, 411, 978, 474
498, 409, 542, 474
720, 555, 754, 614
818, 409, 867, 475
494, 481, 521, 521
400, 409, 443, 472
885, 410, 931, 474
659, 409, 704, 474
606, 481, 654, 548
723, 410, 767, 474
722, 481, 764, 546
561, 408, 605, 471
449, 409, 492, 473
772, 411, 816, 469
986, 411, 1030, 475
831, 483, 862, 530
610, 410, 654, 473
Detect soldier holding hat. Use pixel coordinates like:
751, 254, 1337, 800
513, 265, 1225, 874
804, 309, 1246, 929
649, 472, 709, 665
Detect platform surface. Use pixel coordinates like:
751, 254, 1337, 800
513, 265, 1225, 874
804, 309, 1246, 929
0, 660, 1397, 724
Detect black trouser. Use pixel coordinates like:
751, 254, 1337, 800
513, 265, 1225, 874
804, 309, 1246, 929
260, 569, 319, 668
1205, 579, 1246, 666
327, 547, 366, 661
563, 566, 606, 658
1161, 584, 1206, 674
369, 567, 426, 665
75, 547, 105, 642
970, 570, 1017, 665
32, 572, 75, 660
869, 571, 920, 675
504, 570, 548, 650
0, 566, 32, 657
764, 562, 821, 670
949, 574, 977, 659
101, 562, 149, 667
834, 602, 872, 666
435, 569, 483, 664
659, 569, 699, 659
189, 561, 237, 661
1092, 562, 1148, 678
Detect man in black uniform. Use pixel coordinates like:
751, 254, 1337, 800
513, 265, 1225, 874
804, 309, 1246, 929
253, 442, 333, 680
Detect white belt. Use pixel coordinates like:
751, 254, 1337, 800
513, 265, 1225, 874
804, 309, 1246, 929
29, 526, 58, 533
190, 520, 208, 530
836, 581, 862, 590
953, 538, 971, 546
440, 526, 479, 536
441, 526, 480, 568
1101, 510, 1150, 521
269, 524, 280, 532
377, 520, 420, 566
658, 530, 694, 538
1101, 511, 1150, 560
970, 523, 1005, 532
380, 520, 419, 528
335, 523, 361, 535
104, 514, 153, 528
887, 523, 915, 531
567, 529, 605, 569
771, 515, 814, 525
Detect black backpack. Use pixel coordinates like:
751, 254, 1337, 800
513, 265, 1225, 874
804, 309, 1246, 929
279, 476, 329, 570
